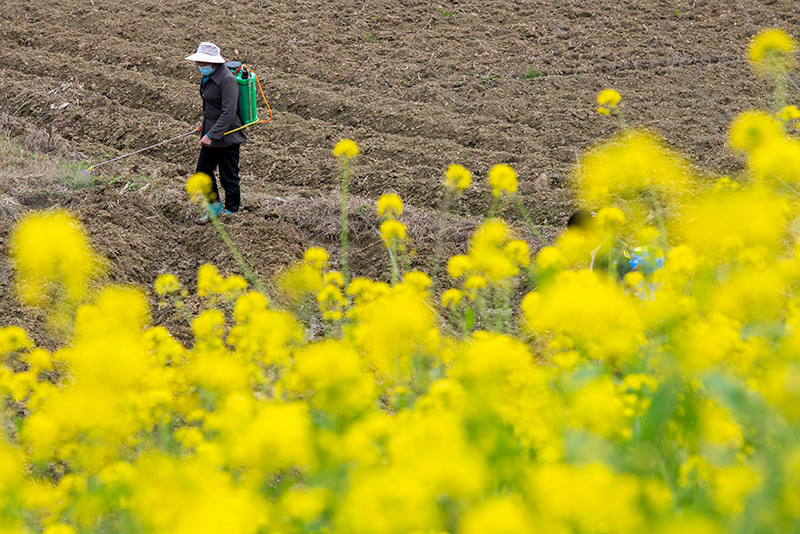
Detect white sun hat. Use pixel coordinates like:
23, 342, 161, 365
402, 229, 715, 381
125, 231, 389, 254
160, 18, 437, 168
184, 42, 226, 64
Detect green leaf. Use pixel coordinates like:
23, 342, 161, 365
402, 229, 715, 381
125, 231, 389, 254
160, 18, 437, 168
465, 308, 475, 331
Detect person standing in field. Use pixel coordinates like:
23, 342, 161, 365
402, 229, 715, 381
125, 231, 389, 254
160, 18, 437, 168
185, 42, 247, 223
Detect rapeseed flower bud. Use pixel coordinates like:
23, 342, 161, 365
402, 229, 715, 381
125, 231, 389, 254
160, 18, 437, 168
154, 273, 181, 296
333, 138, 360, 159
444, 164, 472, 191
488, 164, 518, 197
748, 28, 796, 74
304, 247, 330, 269
186, 172, 213, 203
379, 220, 407, 246
376, 193, 403, 219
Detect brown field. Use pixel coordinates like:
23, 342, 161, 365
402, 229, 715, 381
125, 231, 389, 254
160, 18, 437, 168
2, 0, 799, 343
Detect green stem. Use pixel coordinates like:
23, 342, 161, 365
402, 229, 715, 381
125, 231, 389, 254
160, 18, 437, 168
613, 107, 628, 129
647, 189, 669, 248
502, 284, 512, 334
340, 161, 351, 283
209, 215, 270, 297
513, 196, 546, 246
487, 196, 499, 219
431, 191, 454, 289
398, 244, 411, 275
492, 286, 503, 333
773, 68, 789, 114
388, 238, 400, 285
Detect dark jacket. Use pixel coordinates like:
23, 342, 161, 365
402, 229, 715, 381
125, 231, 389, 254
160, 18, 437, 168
200, 65, 247, 147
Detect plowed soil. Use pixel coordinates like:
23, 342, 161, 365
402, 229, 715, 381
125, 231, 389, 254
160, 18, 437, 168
2, 0, 800, 344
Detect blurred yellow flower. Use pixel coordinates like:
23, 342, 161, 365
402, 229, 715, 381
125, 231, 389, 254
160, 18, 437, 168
333, 139, 360, 159
597, 88, 622, 107
441, 288, 464, 308
377, 193, 403, 219
154, 273, 181, 296
186, 172, 213, 203
304, 247, 330, 269
728, 110, 783, 153
488, 164, 518, 197
748, 28, 796, 74
379, 220, 407, 246
445, 164, 472, 191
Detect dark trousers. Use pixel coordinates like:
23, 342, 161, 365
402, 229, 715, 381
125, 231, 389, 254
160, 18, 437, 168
196, 144, 241, 212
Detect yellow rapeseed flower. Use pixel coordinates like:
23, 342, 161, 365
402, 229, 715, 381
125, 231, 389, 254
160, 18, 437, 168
577, 129, 692, 205
748, 28, 796, 74
444, 164, 472, 191
333, 139, 360, 159
0, 326, 33, 356
464, 275, 487, 300
447, 255, 472, 279
304, 247, 330, 270
376, 193, 403, 219
778, 105, 800, 122
186, 172, 213, 203
488, 164, 518, 197
403, 271, 432, 291
597, 89, 621, 107
8, 210, 105, 308
324, 271, 345, 287
441, 288, 464, 308
154, 274, 181, 296
379, 220, 407, 247
728, 111, 783, 153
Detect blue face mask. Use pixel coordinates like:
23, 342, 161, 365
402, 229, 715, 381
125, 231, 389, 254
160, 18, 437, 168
198, 65, 214, 76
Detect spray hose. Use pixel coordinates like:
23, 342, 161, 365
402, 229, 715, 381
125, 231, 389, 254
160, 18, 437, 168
87, 65, 273, 171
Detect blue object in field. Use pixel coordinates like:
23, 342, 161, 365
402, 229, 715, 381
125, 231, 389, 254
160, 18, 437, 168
629, 246, 665, 274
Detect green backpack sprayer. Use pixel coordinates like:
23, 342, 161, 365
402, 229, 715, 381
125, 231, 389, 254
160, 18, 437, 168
86, 62, 272, 171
